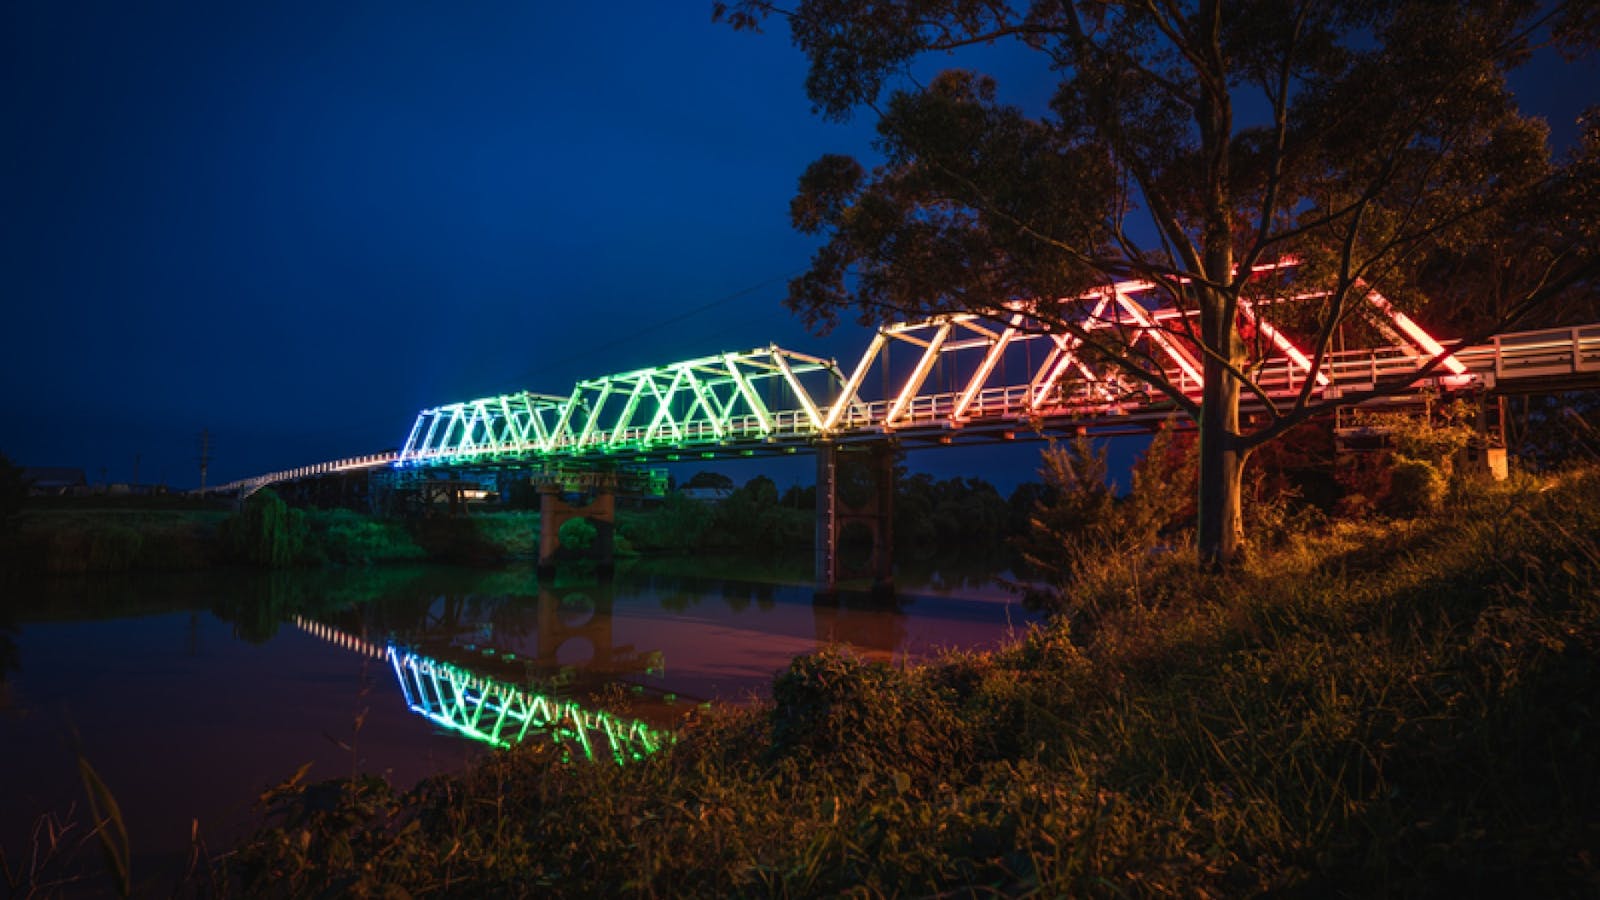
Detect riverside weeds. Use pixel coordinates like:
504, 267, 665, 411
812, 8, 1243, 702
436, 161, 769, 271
210, 469, 1600, 897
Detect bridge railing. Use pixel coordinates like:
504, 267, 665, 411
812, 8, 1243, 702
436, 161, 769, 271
1462, 324, 1600, 383
205, 450, 398, 497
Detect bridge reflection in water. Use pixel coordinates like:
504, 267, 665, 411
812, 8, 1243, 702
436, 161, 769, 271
288, 564, 1020, 762
385, 644, 668, 763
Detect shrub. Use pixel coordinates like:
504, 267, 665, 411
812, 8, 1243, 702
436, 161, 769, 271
767, 648, 973, 780
218, 490, 306, 567
0, 452, 26, 533
558, 516, 597, 552
310, 509, 426, 564
1387, 456, 1447, 514
1019, 426, 1199, 613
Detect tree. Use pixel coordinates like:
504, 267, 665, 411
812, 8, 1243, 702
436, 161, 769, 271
718, 0, 1600, 566
684, 470, 736, 491
219, 489, 307, 568
0, 453, 27, 532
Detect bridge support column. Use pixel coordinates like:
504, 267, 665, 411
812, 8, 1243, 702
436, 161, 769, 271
815, 442, 894, 598
1463, 392, 1510, 481
538, 486, 616, 576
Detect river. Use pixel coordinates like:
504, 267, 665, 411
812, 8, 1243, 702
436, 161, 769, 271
0, 557, 1033, 875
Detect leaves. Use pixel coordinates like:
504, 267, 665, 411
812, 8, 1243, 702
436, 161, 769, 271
78, 754, 131, 896
726, 0, 1599, 564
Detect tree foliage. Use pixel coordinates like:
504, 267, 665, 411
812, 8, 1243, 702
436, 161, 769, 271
894, 471, 1010, 557
1019, 426, 1198, 602
0, 453, 27, 533
683, 470, 735, 491
220, 489, 307, 568
719, 0, 1600, 565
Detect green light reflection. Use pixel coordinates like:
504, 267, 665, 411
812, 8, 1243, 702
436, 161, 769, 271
387, 644, 668, 764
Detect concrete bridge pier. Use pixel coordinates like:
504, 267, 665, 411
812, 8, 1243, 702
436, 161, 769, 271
537, 485, 616, 577
815, 441, 895, 598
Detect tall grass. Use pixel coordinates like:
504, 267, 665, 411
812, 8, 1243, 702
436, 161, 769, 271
218, 467, 1600, 896
0, 509, 226, 573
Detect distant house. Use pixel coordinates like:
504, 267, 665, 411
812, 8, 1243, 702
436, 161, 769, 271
22, 467, 86, 496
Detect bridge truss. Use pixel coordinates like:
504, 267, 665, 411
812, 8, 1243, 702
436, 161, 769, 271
210, 271, 1600, 495
395, 276, 1600, 468
397, 345, 855, 466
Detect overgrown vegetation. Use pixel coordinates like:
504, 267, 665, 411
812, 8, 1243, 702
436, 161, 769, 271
215, 466, 1599, 896
1018, 425, 1196, 611
0, 453, 27, 534
0, 507, 227, 574
218, 490, 307, 567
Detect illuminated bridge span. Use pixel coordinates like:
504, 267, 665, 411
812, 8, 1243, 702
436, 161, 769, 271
392, 293, 1600, 467
211, 272, 1600, 587
211, 283, 1600, 493
388, 645, 668, 763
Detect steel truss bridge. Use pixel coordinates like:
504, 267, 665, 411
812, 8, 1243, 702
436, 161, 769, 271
211, 273, 1600, 496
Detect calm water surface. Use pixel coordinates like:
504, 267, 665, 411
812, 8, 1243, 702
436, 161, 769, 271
0, 558, 1032, 869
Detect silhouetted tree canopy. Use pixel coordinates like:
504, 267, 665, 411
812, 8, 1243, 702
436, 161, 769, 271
720, 0, 1600, 566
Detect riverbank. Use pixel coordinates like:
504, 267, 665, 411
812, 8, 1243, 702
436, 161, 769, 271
0, 495, 820, 575
208, 466, 1599, 896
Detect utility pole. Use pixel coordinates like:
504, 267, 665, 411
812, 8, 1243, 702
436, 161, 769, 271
198, 429, 212, 495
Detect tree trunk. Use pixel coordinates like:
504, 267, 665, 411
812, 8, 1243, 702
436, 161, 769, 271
1196, 384, 1246, 568
1193, 23, 1243, 569
1197, 269, 1246, 568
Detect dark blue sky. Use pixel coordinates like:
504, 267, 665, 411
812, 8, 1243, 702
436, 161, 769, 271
3, 2, 889, 487
3, 3, 1594, 490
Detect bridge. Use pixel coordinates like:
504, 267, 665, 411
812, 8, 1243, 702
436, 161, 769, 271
213, 270, 1600, 588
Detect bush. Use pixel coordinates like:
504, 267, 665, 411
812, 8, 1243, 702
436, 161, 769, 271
618, 493, 715, 552
308, 509, 426, 564
1019, 426, 1198, 612
0, 453, 26, 532
1387, 456, 1448, 514
767, 648, 973, 780
558, 516, 597, 552
218, 490, 306, 567
41, 524, 144, 573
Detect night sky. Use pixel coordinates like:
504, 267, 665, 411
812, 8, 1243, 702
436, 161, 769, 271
4, 3, 1594, 491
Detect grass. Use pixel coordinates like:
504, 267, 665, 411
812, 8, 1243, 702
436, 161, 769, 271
207, 467, 1600, 897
